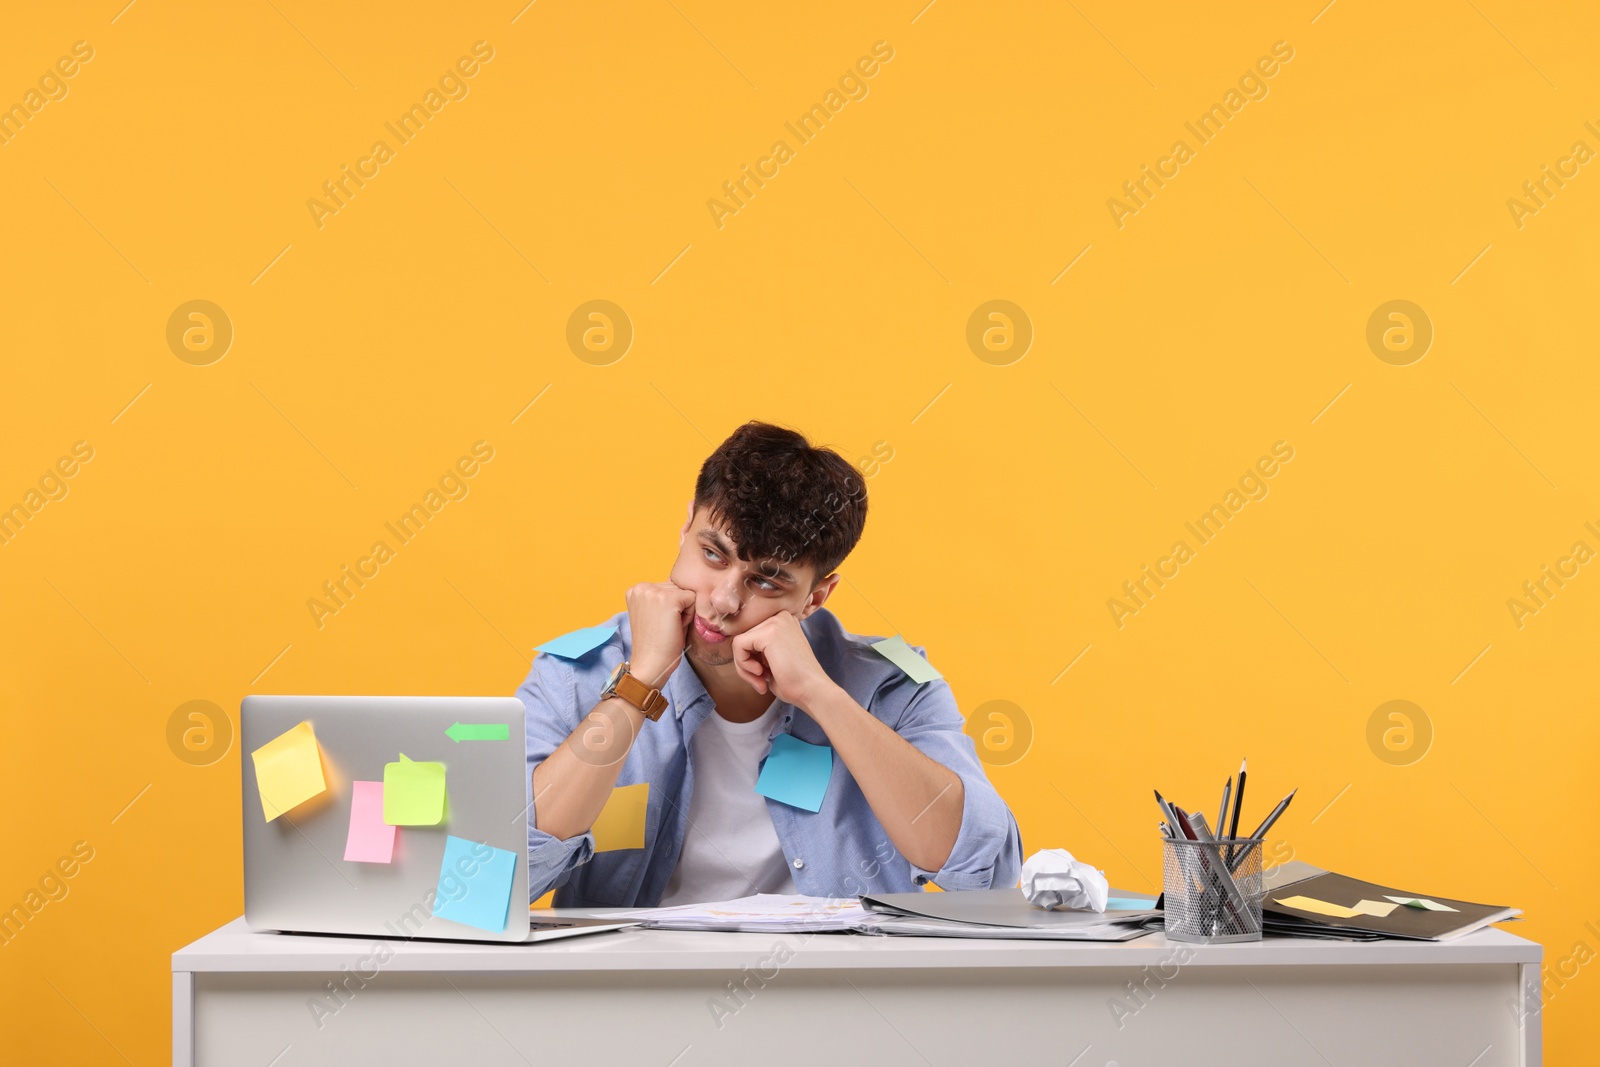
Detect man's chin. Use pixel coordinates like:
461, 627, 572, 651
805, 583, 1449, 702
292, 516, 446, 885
687, 643, 733, 668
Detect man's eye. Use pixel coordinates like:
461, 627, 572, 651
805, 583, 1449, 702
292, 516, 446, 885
753, 577, 778, 591
702, 548, 721, 563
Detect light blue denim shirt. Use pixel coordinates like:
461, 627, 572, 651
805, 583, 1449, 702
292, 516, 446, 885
515, 607, 1023, 906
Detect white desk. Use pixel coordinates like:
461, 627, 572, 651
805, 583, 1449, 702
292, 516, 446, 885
173, 913, 1541, 1067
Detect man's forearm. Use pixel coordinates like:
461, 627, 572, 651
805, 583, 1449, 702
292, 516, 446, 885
531, 696, 648, 841
801, 682, 964, 873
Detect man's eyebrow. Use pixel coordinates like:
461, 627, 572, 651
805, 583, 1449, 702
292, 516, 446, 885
697, 528, 796, 584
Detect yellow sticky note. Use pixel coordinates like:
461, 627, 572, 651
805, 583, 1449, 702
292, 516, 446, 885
1274, 895, 1399, 919
250, 721, 327, 822
1275, 895, 1360, 918
591, 783, 649, 852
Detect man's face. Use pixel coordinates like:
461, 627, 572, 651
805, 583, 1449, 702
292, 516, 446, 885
669, 504, 833, 668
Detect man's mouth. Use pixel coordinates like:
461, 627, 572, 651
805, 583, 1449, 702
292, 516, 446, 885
692, 615, 729, 644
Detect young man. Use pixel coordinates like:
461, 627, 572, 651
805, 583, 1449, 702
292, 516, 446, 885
516, 421, 1022, 906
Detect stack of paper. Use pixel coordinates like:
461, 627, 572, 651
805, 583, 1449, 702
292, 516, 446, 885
1260, 862, 1520, 941
614, 894, 867, 933
614, 890, 1161, 941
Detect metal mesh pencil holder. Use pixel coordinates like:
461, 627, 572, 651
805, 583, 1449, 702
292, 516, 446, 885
1162, 836, 1264, 943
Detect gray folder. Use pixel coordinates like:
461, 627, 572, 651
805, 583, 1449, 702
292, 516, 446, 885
860, 887, 1159, 940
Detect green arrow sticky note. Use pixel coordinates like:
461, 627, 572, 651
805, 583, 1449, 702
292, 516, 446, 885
446, 722, 509, 742
383, 753, 447, 825
1384, 895, 1459, 913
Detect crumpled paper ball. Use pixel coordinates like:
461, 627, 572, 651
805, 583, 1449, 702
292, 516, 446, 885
1020, 848, 1110, 912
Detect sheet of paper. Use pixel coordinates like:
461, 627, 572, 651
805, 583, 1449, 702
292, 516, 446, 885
250, 720, 327, 822
592, 782, 649, 851
870, 635, 942, 684
432, 836, 517, 933
343, 781, 397, 863
535, 624, 617, 660
1274, 895, 1400, 919
1385, 895, 1459, 912
383, 753, 447, 825
754, 734, 832, 812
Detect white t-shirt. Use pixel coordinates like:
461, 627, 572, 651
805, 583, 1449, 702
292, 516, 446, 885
657, 700, 799, 906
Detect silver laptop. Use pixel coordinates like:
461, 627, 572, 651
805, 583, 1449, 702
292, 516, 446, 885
241, 694, 635, 944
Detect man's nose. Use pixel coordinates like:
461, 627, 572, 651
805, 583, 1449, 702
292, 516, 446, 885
709, 573, 743, 618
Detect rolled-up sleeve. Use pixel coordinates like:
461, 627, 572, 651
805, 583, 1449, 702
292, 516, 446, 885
516, 653, 597, 900
889, 677, 1024, 890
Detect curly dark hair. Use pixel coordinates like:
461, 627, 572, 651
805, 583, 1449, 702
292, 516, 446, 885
693, 421, 868, 583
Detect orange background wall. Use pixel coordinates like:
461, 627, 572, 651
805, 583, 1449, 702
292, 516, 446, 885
2, 1, 1596, 1062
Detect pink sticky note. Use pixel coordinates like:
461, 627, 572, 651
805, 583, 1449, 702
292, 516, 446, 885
344, 781, 397, 863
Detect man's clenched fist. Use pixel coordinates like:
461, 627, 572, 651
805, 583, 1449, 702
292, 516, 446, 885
731, 611, 834, 708
625, 582, 696, 686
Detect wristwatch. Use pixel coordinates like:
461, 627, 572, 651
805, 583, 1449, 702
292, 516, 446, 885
600, 660, 670, 720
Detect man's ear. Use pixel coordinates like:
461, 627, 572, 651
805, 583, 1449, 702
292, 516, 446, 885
798, 573, 840, 619
680, 501, 694, 542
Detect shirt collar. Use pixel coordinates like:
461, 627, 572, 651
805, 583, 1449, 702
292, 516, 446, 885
665, 655, 712, 720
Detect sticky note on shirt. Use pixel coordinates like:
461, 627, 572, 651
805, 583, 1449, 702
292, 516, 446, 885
432, 836, 517, 933
592, 782, 649, 851
250, 720, 327, 822
1274, 895, 1399, 919
1385, 895, 1459, 912
535, 624, 617, 660
871, 635, 942, 684
755, 734, 833, 812
383, 753, 447, 825
344, 781, 397, 863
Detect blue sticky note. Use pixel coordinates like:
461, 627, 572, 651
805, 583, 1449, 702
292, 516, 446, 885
1107, 897, 1158, 911
534, 624, 617, 660
871, 635, 942, 684
754, 734, 833, 812
432, 836, 517, 933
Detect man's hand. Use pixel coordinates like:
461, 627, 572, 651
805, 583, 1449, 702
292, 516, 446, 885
625, 582, 695, 687
731, 612, 835, 707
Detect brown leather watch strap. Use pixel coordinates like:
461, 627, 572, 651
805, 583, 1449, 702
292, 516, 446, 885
612, 667, 669, 720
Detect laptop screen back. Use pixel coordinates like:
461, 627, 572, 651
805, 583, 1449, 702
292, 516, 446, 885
241, 695, 530, 942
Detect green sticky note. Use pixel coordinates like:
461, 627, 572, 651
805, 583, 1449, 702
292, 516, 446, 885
871, 635, 942, 684
1384, 895, 1459, 913
383, 753, 447, 825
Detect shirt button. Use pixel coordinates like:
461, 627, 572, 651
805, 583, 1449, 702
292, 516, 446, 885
792, 858, 804, 869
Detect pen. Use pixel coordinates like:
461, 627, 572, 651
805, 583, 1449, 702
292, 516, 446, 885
1216, 776, 1232, 850
1153, 790, 1186, 839
1226, 757, 1247, 863
1230, 787, 1297, 874
1229, 758, 1247, 840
